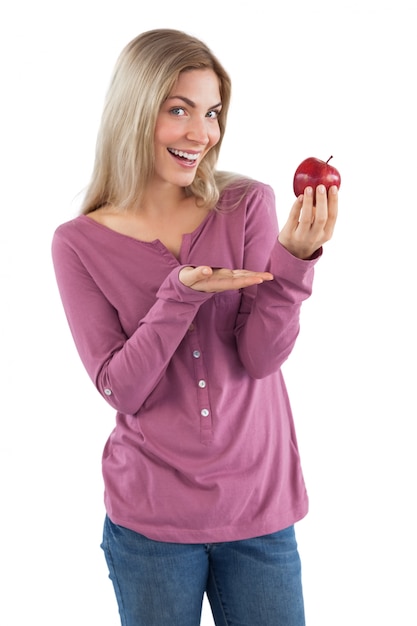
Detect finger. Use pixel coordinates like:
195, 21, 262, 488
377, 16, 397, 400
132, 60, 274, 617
287, 194, 303, 227
179, 265, 212, 287
299, 186, 315, 225
211, 269, 273, 288
213, 272, 272, 290
327, 185, 338, 220
229, 269, 273, 281
324, 185, 338, 237
313, 184, 328, 227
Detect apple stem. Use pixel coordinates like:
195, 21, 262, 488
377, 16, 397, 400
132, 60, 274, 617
326, 156, 333, 164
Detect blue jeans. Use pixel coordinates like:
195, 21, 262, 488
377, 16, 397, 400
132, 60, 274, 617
101, 515, 305, 626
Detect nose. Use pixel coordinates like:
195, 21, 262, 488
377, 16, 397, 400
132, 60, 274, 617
186, 116, 210, 145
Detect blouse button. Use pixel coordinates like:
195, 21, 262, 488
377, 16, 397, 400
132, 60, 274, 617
104, 388, 112, 396
201, 409, 210, 417
192, 350, 201, 358
198, 380, 206, 388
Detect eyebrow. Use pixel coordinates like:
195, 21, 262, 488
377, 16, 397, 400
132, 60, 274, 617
167, 95, 222, 110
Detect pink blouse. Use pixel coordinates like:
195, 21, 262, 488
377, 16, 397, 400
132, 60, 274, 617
52, 180, 320, 543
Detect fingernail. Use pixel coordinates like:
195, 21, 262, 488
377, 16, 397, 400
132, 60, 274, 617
305, 186, 313, 196
330, 185, 338, 194
317, 185, 326, 194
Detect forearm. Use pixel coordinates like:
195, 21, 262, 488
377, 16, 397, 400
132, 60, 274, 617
53, 243, 212, 415
235, 241, 320, 378
95, 286, 210, 414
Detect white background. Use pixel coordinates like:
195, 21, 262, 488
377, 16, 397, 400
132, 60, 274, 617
1, 1, 416, 624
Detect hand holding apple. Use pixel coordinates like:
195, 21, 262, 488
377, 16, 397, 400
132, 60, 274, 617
279, 172, 338, 259
293, 156, 341, 198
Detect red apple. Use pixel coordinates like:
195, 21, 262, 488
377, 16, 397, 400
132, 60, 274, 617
293, 156, 341, 198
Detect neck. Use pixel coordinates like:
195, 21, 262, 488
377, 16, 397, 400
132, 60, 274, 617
136, 180, 188, 216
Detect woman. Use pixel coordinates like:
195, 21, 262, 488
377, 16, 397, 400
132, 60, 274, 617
52, 28, 338, 626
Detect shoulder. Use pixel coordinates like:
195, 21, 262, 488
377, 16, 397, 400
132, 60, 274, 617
217, 175, 276, 217
52, 214, 105, 247
53, 216, 85, 240
51, 216, 95, 264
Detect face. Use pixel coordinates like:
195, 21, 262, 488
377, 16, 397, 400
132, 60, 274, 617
152, 68, 222, 190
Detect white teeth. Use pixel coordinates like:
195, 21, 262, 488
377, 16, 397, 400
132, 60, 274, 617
168, 148, 198, 161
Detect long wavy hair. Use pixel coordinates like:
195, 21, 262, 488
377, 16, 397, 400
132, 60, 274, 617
81, 29, 243, 214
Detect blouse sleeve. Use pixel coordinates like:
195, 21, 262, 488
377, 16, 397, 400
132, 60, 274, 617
51, 229, 212, 415
234, 183, 321, 378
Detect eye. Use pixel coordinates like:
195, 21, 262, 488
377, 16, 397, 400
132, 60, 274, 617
170, 107, 186, 116
206, 109, 221, 119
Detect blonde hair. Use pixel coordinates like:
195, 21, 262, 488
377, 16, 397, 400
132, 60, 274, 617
81, 28, 242, 214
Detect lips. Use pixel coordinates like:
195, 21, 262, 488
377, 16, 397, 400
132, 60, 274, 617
167, 147, 199, 165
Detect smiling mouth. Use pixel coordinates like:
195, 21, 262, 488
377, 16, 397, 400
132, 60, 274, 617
167, 148, 199, 163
